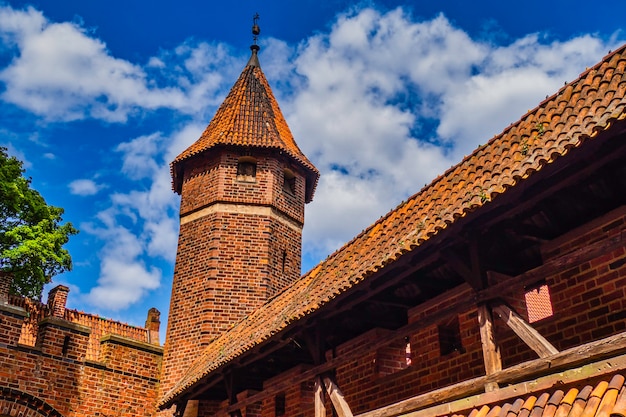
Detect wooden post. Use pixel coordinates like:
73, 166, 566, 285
315, 377, 327, 417
323, 376, 354, 417
492, 304, 558, 358
182, 400, 199, 417
477, 303, 502, 392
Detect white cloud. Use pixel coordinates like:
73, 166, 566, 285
80, 122, 203, 310
276, 7, 622, 259
0, 5, 241, 122
9, 4, 620, 313
68, 178, 105, 196
82, 223, 161, 310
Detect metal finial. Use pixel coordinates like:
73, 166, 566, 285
252, 13, 260, 45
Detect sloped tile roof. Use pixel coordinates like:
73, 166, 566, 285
171, 47, 319, 202
159, 44, 626, 408
443, 374, 626, 417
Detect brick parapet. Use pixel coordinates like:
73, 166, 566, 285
47, 285, 69, 318
0, 301, 27, 346
36, 316, 91, 360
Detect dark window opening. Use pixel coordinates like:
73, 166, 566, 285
283, 169, 296, 195
438, 316, 464, 356
62, 335, 71, 356
237, 157, 257, 182
275, 393, 286, 416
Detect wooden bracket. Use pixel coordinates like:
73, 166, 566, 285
315, 376, 327, 417
492, 303, 558, 358
323, 376, 354, 417
441, 242, 485, 290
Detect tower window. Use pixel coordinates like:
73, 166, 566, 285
62, 335, 71, 356
237, 157, 257, 182
283, 169, 296, 195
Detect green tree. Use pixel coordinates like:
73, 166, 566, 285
0, 147, 78, 298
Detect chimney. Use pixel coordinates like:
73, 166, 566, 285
145, 307, 161, 345
47, 285, 69, 318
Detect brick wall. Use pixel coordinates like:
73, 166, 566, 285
206, 206, 626, 417
328, 206, 626, 414
496, 206, 626, 367
162, 146, 308, 398
0, 284, 163, 417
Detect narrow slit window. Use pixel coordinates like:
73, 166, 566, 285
283, 169, 296, 195
62, 335, 71, 356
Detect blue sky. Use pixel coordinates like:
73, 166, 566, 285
1, 0, 624, 335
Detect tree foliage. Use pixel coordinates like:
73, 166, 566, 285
0, 147, 78, 298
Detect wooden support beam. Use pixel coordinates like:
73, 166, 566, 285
357, 331, 626, 417
315, 377, 327, 417
181, 400, 199, 417
324, 376, 354, 417
441, 248, 483, 290
477, 304, 501, 392
214, 232, 623, 414
492, 304, 558, 358
303, 325, 325, 365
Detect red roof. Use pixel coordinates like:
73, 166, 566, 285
160, 44, 626, 408
171, 47, 319, 202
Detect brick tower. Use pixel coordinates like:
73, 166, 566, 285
160, 39, 319, 396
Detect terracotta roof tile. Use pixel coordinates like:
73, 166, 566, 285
612, 386, 626, 417
444, 375, 626, 417
159, 44, 626, 408
554, 388, 579, 417
171, 48, 319, 202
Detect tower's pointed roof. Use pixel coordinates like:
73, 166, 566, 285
171, 46, 319, 203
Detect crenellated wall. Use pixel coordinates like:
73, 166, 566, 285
0, 277, 163, 417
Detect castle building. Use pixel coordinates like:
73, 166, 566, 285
157, 42, 626, 417
0, 276, 163, 416
1, 26, 626, 417
160, 42, 319, 397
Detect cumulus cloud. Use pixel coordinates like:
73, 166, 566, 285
80, 122, 203, 310
275, 7, 621, 260
0, 5, 242, 122
68, 179, 105, 196
3, 3, 620, 313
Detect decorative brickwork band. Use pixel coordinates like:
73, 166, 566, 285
47, 285, 69, 318
0, 271, 12, 304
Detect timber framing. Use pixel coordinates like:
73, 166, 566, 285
172, 225, 626, 415
215, 226, 625, 415
225, 330, 626, 417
